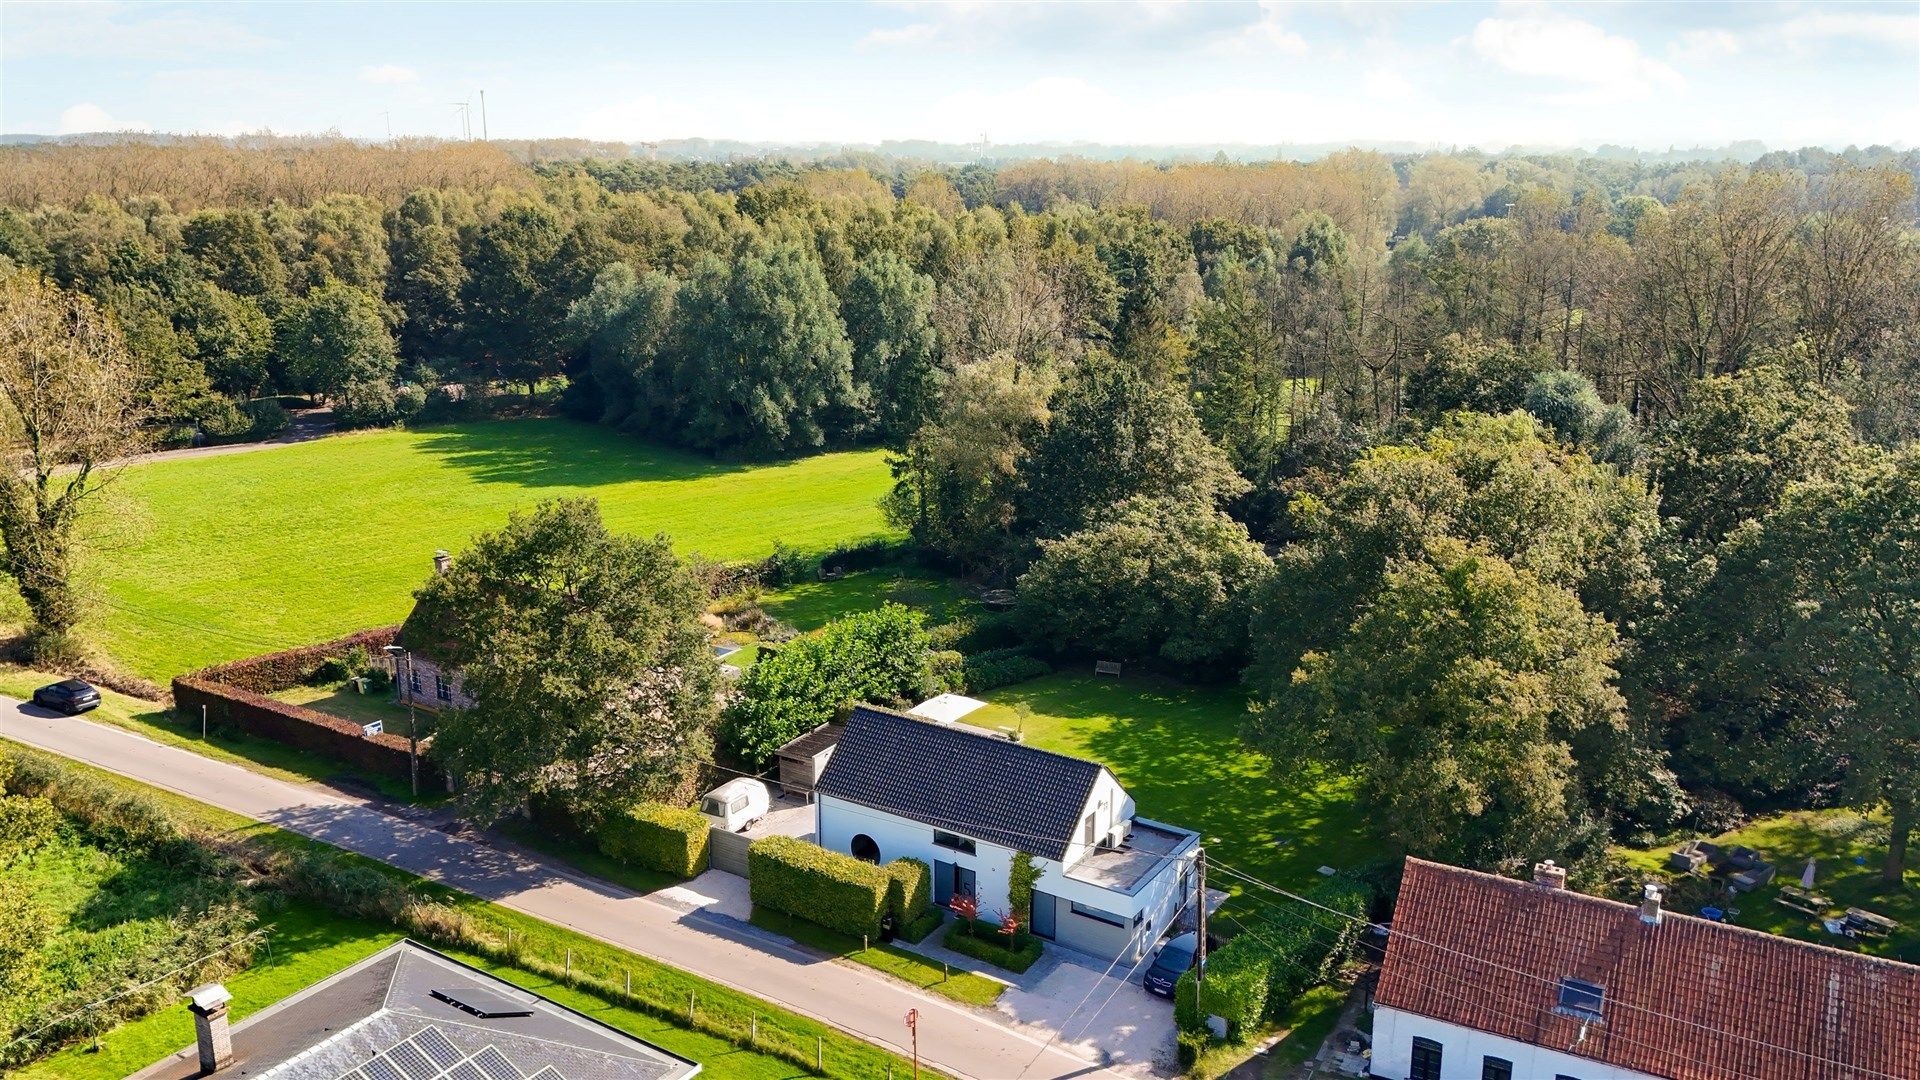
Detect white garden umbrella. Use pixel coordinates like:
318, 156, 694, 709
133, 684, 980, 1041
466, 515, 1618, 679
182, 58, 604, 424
1801, 858, 1817, 889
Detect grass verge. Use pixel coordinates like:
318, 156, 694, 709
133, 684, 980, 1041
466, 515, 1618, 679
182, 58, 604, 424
747, 908, 1004, 1008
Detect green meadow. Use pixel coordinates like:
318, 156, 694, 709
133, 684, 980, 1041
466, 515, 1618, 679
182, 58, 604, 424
90, 419, 897, 680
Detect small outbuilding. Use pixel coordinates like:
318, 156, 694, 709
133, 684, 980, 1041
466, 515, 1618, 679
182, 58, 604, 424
774, 723, 842, 797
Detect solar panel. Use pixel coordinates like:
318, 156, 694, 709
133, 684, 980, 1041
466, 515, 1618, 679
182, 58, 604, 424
431, 987, 536, 1019
363, 1057, 408, 1080
472, 1046, 520, 1080
416, 1027, 463, 1069
446, 1062, 487, 1080
388, 1042, 438, 1080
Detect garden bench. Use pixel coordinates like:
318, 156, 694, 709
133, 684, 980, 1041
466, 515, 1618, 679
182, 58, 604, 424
1095, 660, 1123, 677
1775, 885, 1831, 915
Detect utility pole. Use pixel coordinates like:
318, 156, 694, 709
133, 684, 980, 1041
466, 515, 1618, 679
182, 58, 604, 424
383, 644, 421, 797
479, 90, 488, 141
1195, 846, 1207, 991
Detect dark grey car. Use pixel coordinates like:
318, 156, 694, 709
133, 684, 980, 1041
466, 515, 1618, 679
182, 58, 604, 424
32, 678, 100, 715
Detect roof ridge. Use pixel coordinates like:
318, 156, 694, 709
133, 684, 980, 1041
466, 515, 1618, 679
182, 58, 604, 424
1403, 857, 1920, 975
851, 702, 1106, 775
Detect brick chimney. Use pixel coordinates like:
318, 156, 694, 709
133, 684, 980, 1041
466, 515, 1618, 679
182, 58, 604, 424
433, 549, 452, 575
187, 983, 234, 1074
1639, 881, 1665, 926
1532, 859, 1568, 890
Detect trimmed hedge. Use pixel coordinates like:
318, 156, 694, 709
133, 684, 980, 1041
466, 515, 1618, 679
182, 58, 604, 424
886, 857, 933, 928
898, 907, 945, 944
748, 836, 890, 940
599, 803, 710, 879
1174, 876, 1374, 1039
192, 626, 400, 694
942, 919, 1043, 973
962, 648, 1053, 692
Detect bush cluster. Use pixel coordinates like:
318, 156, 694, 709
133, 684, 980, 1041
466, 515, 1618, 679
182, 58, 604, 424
747, 835, 891, 940
962, 648, 1053, 692
598, 802, 711, 879
1174, 877, 1372, 1040
724, 604, 938, 762
941, 919, 1044, 973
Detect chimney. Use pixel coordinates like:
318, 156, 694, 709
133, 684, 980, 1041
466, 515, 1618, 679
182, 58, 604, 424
1639, 881, 1665, 926
432, 549, 452, 575
1532, 859, 1568, 890
187, 983, 234, 1074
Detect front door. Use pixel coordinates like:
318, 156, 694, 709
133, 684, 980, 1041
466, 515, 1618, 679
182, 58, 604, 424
1031, 889, 1057, 940
953, 864, 977, 902
934, 860, 954, 905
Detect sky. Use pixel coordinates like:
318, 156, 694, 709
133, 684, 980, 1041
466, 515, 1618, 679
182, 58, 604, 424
1, 1, 1915, 150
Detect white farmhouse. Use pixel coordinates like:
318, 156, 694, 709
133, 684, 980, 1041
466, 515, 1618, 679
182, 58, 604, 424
812, 704, 1200, 963
1371, 857, 1920, 1080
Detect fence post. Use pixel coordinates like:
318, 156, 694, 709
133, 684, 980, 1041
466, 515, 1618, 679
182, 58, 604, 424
942, 961, 948, 983
625, 970, 632, 995
688, 991, 696, 1023
750, 1017, 757, 1046
816, 1035, 823, 1072
565, 948, 572, 977
863, 934, 869, 952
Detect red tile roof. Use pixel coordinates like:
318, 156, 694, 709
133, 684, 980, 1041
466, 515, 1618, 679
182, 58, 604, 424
1376, 858, 1920, 1080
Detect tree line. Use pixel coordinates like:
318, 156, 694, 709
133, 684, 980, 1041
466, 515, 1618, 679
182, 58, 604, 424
0, 142, 1916, 882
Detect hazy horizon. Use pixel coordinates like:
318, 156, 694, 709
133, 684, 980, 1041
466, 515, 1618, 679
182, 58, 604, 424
2, 1, 1915, 150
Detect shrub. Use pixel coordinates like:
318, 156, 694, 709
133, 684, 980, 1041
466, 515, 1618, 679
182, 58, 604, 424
598, 803, 711, 879
394, 381, 429, 420
748, 836, 890, 940
334, 380, 402, 429
724, 604, 936, 762
1174, 936, 1269, 1038
194, 396, 254, 439
240, 397, 292, 436
885, 857, 932, 928
898, 907, 945, 944
941, 919, 1043, 973
760, 541, 815, 587
963, 648, 1052, 692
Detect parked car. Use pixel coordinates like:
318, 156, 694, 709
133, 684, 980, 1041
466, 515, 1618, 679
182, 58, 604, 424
1143, 932, 1200, 997
31, 678, 100, 715
699, 778, 770, 833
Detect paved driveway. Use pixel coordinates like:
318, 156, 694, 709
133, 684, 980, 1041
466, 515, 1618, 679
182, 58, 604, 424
992, 948, 1177, 1076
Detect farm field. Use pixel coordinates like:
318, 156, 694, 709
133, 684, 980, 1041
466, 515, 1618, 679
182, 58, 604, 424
88, 419, 898, 681
970, 672, 1372, 909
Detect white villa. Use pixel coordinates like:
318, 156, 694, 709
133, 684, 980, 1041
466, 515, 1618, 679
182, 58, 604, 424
810, 704, 1200, 963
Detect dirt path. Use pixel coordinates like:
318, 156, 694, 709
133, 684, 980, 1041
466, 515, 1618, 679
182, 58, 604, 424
120, 406, 337, 467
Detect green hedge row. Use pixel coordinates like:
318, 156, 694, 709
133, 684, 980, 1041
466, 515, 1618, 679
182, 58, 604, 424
962, 648, 1053, 692
598, 803, 711, 879
887, 857, 933, 927
748, 836, 891, 940
942, 919, 1044, 973
1175, 877, 1373, 1039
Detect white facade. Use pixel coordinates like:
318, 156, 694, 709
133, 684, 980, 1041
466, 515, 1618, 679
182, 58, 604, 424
1370, 1007, 1664, 1080
814, 778, 1197, 963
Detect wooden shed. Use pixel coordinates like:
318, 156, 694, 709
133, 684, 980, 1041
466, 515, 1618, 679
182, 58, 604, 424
775, 723, 842, 797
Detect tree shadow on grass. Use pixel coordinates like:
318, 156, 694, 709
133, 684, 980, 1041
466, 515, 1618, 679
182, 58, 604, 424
988, 675, 1375, 893
406, 420, 757, 490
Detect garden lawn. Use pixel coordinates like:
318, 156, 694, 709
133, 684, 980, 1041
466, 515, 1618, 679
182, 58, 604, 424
969, 672, 1371, 910
1615, 809, 1920, 963
760, 568, 974, 632
747, 908, 1006, 1008
90, 419, 897, 681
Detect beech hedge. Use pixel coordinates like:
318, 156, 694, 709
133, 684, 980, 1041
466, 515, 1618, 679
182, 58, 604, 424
748, 836, 890, 940
886, 857, 933, 928
598, 803, 711, 879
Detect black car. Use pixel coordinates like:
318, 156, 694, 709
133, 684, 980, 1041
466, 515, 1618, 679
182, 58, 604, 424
1143, 932, 1199, 997
32, 679, 100, 715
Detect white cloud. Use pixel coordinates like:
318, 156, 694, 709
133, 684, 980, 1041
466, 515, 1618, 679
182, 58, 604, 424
359, 64, 420, 85
1471, 6, 1685, 103
1670, 28, 1741, 64
1361, 67, 1415, 101
2, 1, 275, 59
1216, 1, 1308, 55
1775, 10, 1920, 50
56, 102, 148, 134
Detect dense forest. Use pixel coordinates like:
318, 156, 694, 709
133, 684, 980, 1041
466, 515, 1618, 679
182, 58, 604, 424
2, 136, 1917, 882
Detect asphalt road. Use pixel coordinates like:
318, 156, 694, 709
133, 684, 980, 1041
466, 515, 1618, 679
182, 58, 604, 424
0, 699, 1143, 1080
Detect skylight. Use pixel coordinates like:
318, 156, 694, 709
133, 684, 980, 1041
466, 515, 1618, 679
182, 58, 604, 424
1556, 977, 1606, 1021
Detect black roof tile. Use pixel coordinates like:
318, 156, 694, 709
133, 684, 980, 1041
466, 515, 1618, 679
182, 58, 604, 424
814, 704, 1105, 861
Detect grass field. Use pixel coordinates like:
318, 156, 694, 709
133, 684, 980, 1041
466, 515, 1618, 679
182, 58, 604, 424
90, 419, 897, 681
760, 568, 973, 633
1616, 809, 1919, 963
970, 672, 1370, 908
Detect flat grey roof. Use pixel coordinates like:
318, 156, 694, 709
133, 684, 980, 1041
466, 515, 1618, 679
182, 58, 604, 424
1066, 818, 1198, 894
128, 940, 700, 1080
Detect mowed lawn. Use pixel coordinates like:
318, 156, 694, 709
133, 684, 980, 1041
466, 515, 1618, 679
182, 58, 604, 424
91, 419, 898, 680
969, 673, 1371, 907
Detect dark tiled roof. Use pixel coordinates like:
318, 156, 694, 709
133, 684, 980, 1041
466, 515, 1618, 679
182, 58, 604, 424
815, 704, 1104, 861
776, 723, 843, 760
1377, 858, 1920, 1080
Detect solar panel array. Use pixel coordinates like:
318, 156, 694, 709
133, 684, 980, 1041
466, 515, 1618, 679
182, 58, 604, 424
336, 1025, 558, 1080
